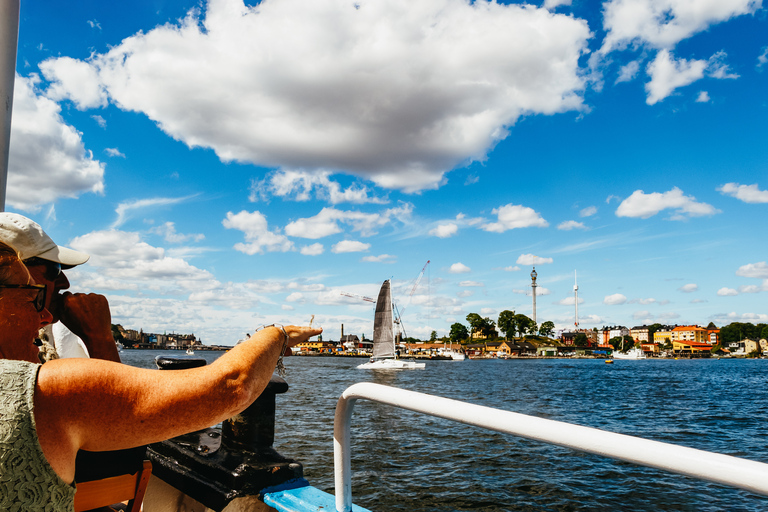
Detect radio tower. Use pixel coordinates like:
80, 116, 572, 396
573, 270, 579, 330
530, 267, 538, 325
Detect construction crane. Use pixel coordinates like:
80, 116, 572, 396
395, 260, 430, 323
339, 291, 376, 303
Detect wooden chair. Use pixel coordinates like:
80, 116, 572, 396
74, 458, 152, 512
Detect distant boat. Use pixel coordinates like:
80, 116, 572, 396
186, 348, 195, 355
613, 347, 646, 360
437, 346, 466, 361
358, 280, 425, 370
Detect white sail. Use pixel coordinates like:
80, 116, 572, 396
372, 279, 396, 359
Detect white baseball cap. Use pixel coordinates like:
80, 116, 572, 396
0, 213, 89, 266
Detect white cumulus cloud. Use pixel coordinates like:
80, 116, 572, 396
449, 262, 471, 274
679, 283, 698, 293
615, 187, 719, 219
604, 293, 627, 305
300, 243, 324, 256
558, 220, 586, 231
482, 204, 548, 232
736, 262, 768, 279
645, 50, 707, 105
717, 287, 738, 296
600, 0, 760, 53
39, 0, 590, 193
430, 223, 459, 238
516, 254, 553, 265
222, 210, 294, 255
718, 183, 768, 203
6, 75, 105, 211
332, 240, 370, 253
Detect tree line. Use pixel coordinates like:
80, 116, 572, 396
448, 311, 556, 344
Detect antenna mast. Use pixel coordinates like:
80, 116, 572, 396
530, 267, 537, 325
574, 270, 579, 330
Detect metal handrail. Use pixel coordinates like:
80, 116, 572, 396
333, 382, 768, 512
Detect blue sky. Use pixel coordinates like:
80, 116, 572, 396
5, 0, 768, 344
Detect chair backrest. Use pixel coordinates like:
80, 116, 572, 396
74, 459, 152, 512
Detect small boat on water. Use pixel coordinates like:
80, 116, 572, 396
186, 348, 195, 355
358, 280, 425, 370
613, 347, 647, 360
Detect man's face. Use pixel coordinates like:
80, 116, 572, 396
0, 259, 53, 363
25, 258, 69, 324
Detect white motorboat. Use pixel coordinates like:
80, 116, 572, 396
357, 280, 425, 370
613, 347, 647, 360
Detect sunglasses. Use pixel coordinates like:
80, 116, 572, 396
0, 284, 47, 312
23, 258, 62, 282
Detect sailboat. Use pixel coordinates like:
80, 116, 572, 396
357, 280, 425, 370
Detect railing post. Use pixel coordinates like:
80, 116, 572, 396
333, 394, 356, 512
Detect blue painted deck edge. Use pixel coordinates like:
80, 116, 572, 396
263, 482, 373, 512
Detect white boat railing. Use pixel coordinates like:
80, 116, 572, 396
333, 382, 768, 512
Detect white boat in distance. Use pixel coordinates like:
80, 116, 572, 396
613, 347, 647, 360
358, 280, 425, 370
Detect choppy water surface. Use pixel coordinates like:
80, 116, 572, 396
122, 351, 768, 511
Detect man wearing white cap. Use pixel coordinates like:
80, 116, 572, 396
0, 212, 120, 362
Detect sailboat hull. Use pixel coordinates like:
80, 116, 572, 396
357, 358, 425, 370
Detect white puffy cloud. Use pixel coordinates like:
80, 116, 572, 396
516, 254, 553, 265
736, 262, 768, 279
361, 254, 396, 263
69, 230, 217, 289
332, 240, 370, 253
718, 183, 768, 203
285, 204, 411, 239
249, 170, 386, 204
6, 75, 105, 211
645, 50, 707, 104
604, 293, 627, 305
39, 0, 590, 192
558, 296, 584, 305
600, 0, 760, 53
580, 206, 597, 217
679, 283, 698, 293
615, 187, 719, 219
645, 50, 739, 104
543, 0, 572, 10
504, 266, 520, 272
286, 292, 304, 303
557, 220, 586, 231
300, 243, 324, 256
759, 47, 768, 69
717, 287, 738, 296
482, 204, 548, 232
449, 262, 471, 274
430, 223, 459, 238
222, 210, 294, 254
615, 60, 641, 84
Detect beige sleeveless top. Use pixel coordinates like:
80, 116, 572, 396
0, 359, 75, 511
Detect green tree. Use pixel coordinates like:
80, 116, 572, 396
574, 333, 588, 347
430, 330, 438, 342
513, 314, 534, 337
449, 323, 469, 343
479, 317, 497, 339
466, 313, 483, 339
497, 310, 516, 340
539, 320, 555, 338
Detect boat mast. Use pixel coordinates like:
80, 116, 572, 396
0, 0, 20, 212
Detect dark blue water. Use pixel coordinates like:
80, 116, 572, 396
121, 351, 768, 511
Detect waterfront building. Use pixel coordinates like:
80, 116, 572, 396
654, 330, 674, 345
672, 340, 713, 354
630, 325, 650, 343
640, 342, 660, 354
672, 325, 710, 344
599, 326, 629, 344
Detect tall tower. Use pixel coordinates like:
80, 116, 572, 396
530, 267, 538, 325
574, 271, 579, 330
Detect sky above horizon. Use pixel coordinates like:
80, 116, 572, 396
4, 0, 768, 344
